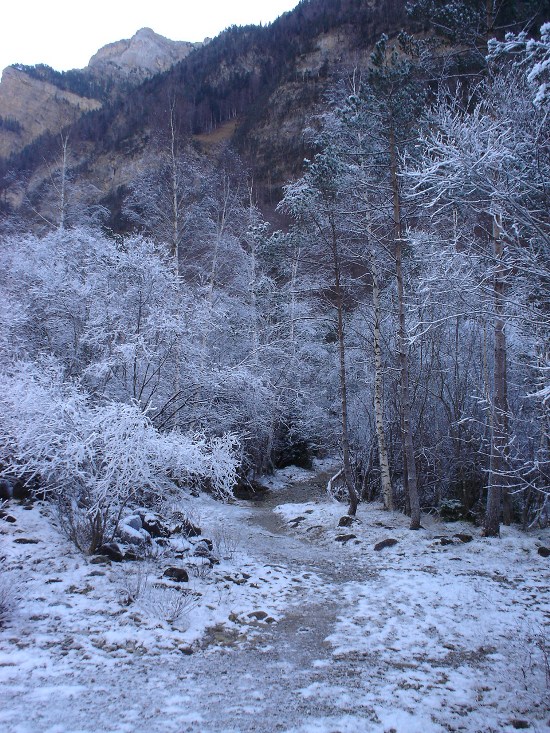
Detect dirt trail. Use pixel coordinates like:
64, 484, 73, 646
1, 469, 376, 733
169, 474, 380, 732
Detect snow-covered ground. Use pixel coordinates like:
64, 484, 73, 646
1, 463, 549, 733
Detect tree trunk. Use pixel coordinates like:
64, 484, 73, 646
332, 224, 359, 516
484, 214, 508, 536
389, 125, 421, 530
169, 101, 182, 429
58, 133, 69, 230
371, 258, 393, 510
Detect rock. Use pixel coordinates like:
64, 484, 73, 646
537, 546, 550, 558
0, 66, 103, 159
0, 510, 16, 523
179, 645, 194, 655
98, 542, 125, 562
338, 515, 354, 527
194, 538, 213, 553
454, 533, 473, 543
374, 538, 398, 551
123, 548, 140, 561
179, 518, 202, 538
335, 534, 357, 543
123, 515, 142, 531
142, 515, 170, 538
89, 555, 111, 565
154, 537, 171, 547
439, 537, 455, 546
510, 721, 530, 730
247, 610, 268, 621
0, 478, 14, 500
163, 567, 189, 583
117, 524, 151, 546
13, 537, 40, 544
192, 540, 219, 566
232, 479, 269, 501
169, 512, 202, 537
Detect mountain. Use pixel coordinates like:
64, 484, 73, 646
0, 28, 201, 161
0, 0, 546, 226
87, 27, 202, 80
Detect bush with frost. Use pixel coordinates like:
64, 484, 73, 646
0, 361, 240, 552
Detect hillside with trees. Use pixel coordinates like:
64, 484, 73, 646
0, 1, 549, 731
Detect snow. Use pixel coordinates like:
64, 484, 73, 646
1, 465, 549, 732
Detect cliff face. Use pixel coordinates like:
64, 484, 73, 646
0, 66, 102, 158
88, 27, 202, 80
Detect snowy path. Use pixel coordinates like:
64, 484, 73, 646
1, 466, 549, 733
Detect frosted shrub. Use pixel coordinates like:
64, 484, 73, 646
0, 361, 240, 553
210, 525, 240, 560
138, 584, 197, 625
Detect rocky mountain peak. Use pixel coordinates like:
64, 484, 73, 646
87, 27, 202, 79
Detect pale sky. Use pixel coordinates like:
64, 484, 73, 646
0, 0, 300, 75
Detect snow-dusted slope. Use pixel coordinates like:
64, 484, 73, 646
1, 464, 549, 732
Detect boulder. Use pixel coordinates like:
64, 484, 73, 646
0, 478, 14, 500
90, 555, 111, 565
335, 534, 357, 543
169, 512, 202, 537
98, 542, 124, 562
247, 610, 268, 621
123, 515, 142, 531
117, 524, 151, 546
193, 540, 219, 565
454, 534, 473, 543
439, 537, 455, 546
194, 538, 213, 553
141, 513, 171, 538
179, 518, 202, 537
374, 538, 398, 551
537, 546, 550, 558
163, 567, 189, 583
338, 515, 354, 528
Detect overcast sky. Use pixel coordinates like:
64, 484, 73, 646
0, 0, 300, 76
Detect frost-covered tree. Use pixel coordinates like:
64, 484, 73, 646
404, 34, 550, 533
